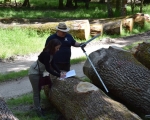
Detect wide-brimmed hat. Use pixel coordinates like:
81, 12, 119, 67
56, 22, 70, 32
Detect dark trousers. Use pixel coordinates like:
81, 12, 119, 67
56, 63, 70, 72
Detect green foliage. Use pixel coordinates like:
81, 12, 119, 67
0, 70, 28, 82
7, 91, 61, 120
0, 28, 47, 59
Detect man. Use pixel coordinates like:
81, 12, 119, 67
45, 22, 85, 71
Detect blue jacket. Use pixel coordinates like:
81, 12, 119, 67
45, 33, 76, 63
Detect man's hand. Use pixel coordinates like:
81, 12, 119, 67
60, 72, 66, 78
80, 42, 86, 47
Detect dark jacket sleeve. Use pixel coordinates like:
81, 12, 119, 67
51, 59, 61, 73
41, 54, 60, 77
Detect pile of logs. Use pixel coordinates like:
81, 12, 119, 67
0, 13, 149, 40
83, 46, 150, 115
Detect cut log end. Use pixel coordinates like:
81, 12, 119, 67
75, 82, 99, 93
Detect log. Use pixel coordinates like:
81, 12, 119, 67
102, 20, 122, 35
0, 97, 18, 120
0, 20, 90, 40
122, 18, 134, 32
133, 42, 150, 69
83, 46, 150, 115
44, 77, 142, 120
133, 13, 145, 28
90, 24, 103, 37
89, 19, 122, 35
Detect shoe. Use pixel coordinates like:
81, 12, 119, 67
36, 108, 45, 117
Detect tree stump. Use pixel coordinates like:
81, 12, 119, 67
83, 46, 150, 115
0, 97, 18, 120
44, 77, 142, 120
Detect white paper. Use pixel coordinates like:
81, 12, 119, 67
59, 70, 76, 80
65, 70, 76, 78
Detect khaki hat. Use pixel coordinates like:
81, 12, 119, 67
56, 22, 70, 32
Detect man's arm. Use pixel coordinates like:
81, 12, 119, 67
74, 42, 81, 47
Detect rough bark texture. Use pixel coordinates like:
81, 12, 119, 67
134, 42, 150, 69
44, 77, 142, 120
0, 97, 18, 120
83, 46, 150, 115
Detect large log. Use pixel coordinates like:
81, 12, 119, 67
44, 77, 142, 120
0, 97, 18, 120
0, 20, 90, 40
134, 42, 150, 69
83, 46, 150, 115
90, 19, 122, 35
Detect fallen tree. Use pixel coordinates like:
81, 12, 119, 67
44, 77, 142, 120
83, 46, 150, 115
0, 97, 18, 120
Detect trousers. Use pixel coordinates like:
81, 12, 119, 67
29, 74, 41, 109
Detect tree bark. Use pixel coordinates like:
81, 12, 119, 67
83, 46, 150, 115
134, 42, 150, 69
44, 77, 142, 120
0, 97, 18, 120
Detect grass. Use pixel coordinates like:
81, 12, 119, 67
0, 56, 87, 82
1, 1, 150, 119
7, 91, 63, 120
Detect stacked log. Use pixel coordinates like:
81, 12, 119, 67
0, 97, 18, 120
83, 46, 150, 115
0, 20, 90, 40
44, 77, 142, 120
122, 18, 134, 32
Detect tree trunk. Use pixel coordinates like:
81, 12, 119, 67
0, 97, 18, 120
65, 0, 74, 8
44, 77, 142, 120
121, 0, 127, 16
134, 42, 150, 69
22, 0, 30, 7
139, 0, 144, 13
115, 0, 121, 14
106, 0, 114, 18
83, 46, 150, 115
58, 0, 64, 9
